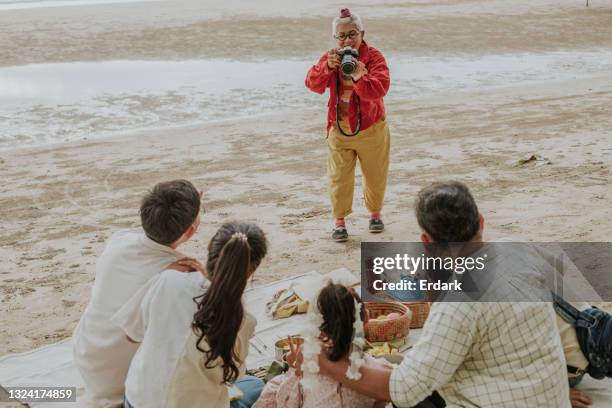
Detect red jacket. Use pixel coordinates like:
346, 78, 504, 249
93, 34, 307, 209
305, 40, 390, 135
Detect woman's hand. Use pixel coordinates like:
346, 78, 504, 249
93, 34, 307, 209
350, 61, 367, 82
327, 48, 341, 69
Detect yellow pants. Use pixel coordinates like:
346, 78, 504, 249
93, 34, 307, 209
327, 117, 390, 220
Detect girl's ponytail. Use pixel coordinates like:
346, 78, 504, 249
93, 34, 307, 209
192, 223, 267, 383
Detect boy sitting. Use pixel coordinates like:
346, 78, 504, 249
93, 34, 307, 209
73, 179, 202, 407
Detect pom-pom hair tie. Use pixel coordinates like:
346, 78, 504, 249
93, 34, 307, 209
300, 279, 366, 391
340, 8, 351, 18
231, 232, 248, 242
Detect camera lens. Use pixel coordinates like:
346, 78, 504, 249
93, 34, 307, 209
341, 54, 356, 75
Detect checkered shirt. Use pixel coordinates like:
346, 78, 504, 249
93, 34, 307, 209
390, 302, 571, 407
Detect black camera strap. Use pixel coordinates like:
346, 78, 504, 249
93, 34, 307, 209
335, 72, 362, 137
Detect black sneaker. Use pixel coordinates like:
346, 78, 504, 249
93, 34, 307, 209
369, 218, 385, 233
331, 226, 349, 242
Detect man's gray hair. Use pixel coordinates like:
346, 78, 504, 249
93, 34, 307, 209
332, 9, 364, 35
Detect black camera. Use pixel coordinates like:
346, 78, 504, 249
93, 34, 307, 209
338, 46, 359, 77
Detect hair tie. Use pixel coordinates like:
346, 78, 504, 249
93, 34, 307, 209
300, 283, 366, 391
340, 8, 351, 18
231, 232, 248, 242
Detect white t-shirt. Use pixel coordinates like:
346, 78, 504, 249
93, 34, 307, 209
72, 229, 183, 408
556, 302, 591, 371
111, 269, 211, 408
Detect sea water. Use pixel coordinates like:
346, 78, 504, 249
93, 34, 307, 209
1, 50, 611, 150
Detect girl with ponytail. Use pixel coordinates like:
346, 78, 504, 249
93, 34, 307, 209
113, 222, 267, 408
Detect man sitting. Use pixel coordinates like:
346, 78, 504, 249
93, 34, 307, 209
313, 181, 571, 407
73, 179, 202, 407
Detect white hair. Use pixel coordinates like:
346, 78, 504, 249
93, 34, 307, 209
332, 11, 364, 36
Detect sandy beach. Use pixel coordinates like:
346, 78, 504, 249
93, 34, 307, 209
1, 0, 611, 359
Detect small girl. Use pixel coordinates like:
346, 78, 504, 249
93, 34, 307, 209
253, 282, 386, 408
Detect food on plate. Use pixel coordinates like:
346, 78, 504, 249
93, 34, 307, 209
368, 342, 396, 357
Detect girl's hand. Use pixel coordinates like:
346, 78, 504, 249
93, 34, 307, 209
286, 335, 304, 376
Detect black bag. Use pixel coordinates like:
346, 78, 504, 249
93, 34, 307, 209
553, 293, 612, 379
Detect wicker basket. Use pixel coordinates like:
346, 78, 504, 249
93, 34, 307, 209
364, 302, 412, 343
402, 302, 431, 329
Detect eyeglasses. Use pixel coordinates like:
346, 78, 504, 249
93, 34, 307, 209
334, 30, 360, 41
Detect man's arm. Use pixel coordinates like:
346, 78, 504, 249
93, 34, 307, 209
166, 257, 206, 276
319, 303, 477, 407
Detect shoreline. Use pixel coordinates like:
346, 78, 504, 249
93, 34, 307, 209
0, 106, 323, 155
3, 62, 612, 153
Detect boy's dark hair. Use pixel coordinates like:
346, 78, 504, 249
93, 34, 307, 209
415, 181, 480, 243
139, 179, 200, 245
317, 282, 364, 362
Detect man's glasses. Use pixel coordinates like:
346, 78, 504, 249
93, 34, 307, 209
334, 30, 360, 41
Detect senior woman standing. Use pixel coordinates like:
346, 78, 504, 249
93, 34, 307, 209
306, 8, 391, 242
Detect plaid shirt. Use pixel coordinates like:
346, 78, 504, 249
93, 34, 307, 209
390, 302, 571, 408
